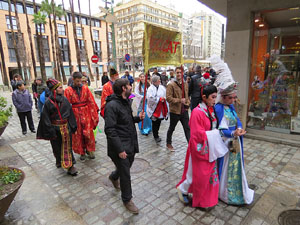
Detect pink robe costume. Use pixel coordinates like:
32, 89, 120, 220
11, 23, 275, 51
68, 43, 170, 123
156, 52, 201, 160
177, 103, 228, 208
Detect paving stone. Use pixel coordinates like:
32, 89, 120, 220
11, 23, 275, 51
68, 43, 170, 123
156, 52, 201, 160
201, 214, 216, 225
228, 215, 243, 225
211, 218, 225, 225
1, 90, 299, 225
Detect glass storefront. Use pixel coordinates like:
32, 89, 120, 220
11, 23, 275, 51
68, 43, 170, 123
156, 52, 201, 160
248, 8, 300, 134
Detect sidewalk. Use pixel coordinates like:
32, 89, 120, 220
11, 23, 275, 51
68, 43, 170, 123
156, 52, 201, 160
0, 90, 300, 225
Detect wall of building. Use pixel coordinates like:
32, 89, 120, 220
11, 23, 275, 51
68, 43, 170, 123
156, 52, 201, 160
0, 2, 110, 85
200, 0, 300, 125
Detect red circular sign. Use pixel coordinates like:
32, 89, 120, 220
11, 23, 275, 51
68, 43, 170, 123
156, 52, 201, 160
91, 55, 99, 63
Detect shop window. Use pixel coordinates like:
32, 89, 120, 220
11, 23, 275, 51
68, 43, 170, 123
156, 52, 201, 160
248, 8, 300, 134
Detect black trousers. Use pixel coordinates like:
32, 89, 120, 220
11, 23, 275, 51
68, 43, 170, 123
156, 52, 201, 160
17, 111, 35, 132
166, 112, 190, 145
152, 119, 162, 138
50, 129, 76, 166
110, 153, 135, 203
191, 97, 201, 110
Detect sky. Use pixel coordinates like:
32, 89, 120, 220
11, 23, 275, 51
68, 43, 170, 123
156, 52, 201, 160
35, 0, 226, 23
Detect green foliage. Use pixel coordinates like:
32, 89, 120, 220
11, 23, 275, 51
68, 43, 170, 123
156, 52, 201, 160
40, 0, 66, 18
55, 5, 66, 17
32, 11, 47, 25
0, 97, 12, 127
0, 167, 22, 185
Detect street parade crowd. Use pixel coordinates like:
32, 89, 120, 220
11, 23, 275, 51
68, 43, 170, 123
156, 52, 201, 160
11, 55, 254, 214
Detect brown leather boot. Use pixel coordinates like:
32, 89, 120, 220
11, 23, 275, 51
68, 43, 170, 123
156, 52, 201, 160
124, 200, 139, 214
109, 176, 120, 190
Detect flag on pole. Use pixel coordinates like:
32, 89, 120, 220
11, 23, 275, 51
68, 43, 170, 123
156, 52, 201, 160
143, 23, 183, 72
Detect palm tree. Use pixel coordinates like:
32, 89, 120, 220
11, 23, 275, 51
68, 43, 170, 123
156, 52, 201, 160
12, 0, 29, 82
77, 0, 93, 80
61, 0, 72, 75
88, 0, 99, 81
53, 4, 67, 83
32, 11, 47, 81
22, 0, 37, 79
69, 0, 81, 72
7, 0, 22, 76
41, 0, 59, 80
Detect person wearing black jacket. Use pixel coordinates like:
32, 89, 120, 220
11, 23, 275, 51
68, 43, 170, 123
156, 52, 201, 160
101, 72, 109, 86
188, 65, 203, 110
104, 78, 145, 214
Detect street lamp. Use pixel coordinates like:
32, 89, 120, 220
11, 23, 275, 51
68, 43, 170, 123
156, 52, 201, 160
99, 0, 117, 71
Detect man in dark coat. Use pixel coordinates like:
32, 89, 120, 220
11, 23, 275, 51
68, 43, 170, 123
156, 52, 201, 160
101, 72, 109, 86
37, 79, 78, 176
104, 78, 145, 214
188, 65, 203, 110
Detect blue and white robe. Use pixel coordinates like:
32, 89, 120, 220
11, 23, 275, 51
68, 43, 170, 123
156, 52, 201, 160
215, 103, 254, 205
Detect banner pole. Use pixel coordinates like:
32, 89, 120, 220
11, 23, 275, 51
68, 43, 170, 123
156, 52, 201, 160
181, 65, 184, 98
141, 70, 148, 129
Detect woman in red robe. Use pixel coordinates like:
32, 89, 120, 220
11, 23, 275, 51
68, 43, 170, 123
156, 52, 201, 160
176, 84, 228, 208
64, 72, 99, 160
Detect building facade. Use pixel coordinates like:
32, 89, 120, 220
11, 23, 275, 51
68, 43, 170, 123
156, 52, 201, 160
193, 12, 223, 59
199, 0, 300, 139
0, 0, 112, 85
113, 0, 180, 73
180, 14, 204, 62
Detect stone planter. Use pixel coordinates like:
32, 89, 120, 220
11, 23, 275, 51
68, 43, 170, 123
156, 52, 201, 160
0, 167, 25, 222
0, 122, 8, 137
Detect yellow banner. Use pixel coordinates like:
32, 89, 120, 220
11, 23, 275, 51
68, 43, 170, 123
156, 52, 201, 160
143, 23, 183, 71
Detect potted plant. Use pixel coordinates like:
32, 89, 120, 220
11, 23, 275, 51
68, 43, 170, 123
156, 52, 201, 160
0, 97, 12, 137
0, 167, 25, 222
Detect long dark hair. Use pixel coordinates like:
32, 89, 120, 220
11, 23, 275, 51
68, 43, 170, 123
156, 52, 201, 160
200, 84, 218, 129
138, 74, 150, 93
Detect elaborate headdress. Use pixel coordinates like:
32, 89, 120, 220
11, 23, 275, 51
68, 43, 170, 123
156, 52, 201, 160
209, 55, 238, 96
46, 78, 61, 100
46, 78, 61, 91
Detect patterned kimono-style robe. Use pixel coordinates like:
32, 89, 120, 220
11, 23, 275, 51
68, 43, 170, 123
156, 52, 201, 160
215, 103, 254, 205
177, 103, 228, 208
64, 85, 99, 155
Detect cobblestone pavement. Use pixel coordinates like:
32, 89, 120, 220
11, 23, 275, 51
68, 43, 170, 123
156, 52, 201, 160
1, 91, 300, 225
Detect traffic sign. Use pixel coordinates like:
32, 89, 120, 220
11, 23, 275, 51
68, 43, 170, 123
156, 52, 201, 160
125, 54, 130, 62
91, 55, 99, 63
